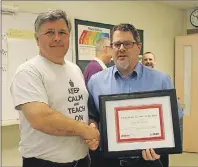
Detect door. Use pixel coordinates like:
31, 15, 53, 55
175, 35, 198, 152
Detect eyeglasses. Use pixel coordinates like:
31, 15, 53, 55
110, 41, 138, 49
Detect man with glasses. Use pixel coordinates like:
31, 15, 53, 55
87, 23, 183, 167
10, 9, 99, 167
83, 37, 113, 86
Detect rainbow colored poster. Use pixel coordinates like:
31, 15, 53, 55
78, 25, 110, 60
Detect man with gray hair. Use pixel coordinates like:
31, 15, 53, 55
83, 37, 113, 85
10, 9, 99, 167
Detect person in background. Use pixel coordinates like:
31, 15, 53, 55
10, 9, 99, 167
83, 37, 113, 85
87, 23, 183, 167
142, 51, 170, 167
142, 51, 156, 68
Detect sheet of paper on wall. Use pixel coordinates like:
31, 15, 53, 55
7, 38, 38, 85
78, 24, 110, 60
3, 38, 38, 121
2, 35, 8, 66
7, 28, 35, 39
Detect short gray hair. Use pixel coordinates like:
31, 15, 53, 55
34, 9, 71, 36
95, 37, 110, 55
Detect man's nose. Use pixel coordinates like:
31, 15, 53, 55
119, 44, 126, 52
120, 44, 125, 49
53, 32, 61, 41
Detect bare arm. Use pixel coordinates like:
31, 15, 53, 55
20, 102, 98, 139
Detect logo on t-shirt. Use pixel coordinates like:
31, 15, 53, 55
69, 80, 74, 87
67, 79, 86, 122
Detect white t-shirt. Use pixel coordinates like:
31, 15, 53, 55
10, 55, 89, 163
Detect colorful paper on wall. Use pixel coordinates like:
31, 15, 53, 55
78, 25, 110, 60
7, 28, 34, 39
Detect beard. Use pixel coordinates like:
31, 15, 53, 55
115, 57, 131, 71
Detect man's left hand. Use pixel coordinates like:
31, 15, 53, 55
142, 148, 160, 161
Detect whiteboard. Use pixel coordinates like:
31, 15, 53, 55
1, 12, 73, 125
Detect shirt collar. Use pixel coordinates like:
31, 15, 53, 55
94, 57, 107, 70
113, 62, 142, 79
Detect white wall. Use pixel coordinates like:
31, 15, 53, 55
3, 1, 186, 77
1, 1, 186, 166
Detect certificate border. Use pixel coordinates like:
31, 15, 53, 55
115, 104, 165, 143
99, 89, 182, 158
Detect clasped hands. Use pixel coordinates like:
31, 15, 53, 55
82, 123, 160, 161
83, 123, 100, 151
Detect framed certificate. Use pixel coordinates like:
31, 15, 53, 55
99, 89, 182, 158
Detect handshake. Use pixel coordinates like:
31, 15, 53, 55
81, 123, 100, 151
79, 122, 161, 161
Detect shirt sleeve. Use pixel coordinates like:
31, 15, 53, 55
10, 68, 48, 110
162, 75, 184, 119
84, 66, 102, 86
87, 78, 100, 123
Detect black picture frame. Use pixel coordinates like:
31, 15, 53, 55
99, 89, 182, 158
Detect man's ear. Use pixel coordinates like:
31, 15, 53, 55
137, 43, 142, 52
103, 46, 108, 53
136, 43, 142, 55
34, 33, 39, 46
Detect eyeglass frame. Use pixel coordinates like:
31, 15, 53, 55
110, 41, 139, 49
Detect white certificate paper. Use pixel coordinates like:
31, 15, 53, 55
105, 96, 175, 152
115, 104, 164, 143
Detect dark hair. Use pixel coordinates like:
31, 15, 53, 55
34, 9, 71, 37
110, 23, 140, 43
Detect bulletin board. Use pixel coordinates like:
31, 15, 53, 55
74, 19, 144, 72
1, 12, 39, 124
1, 12, 73, 125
